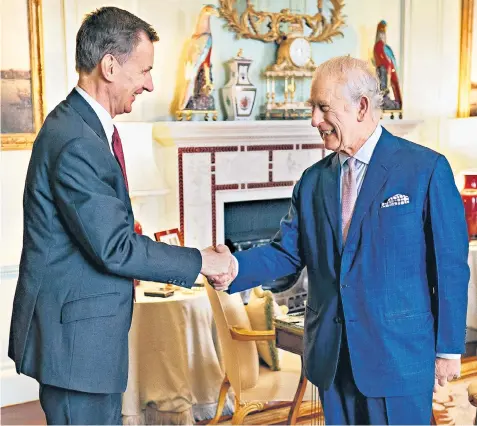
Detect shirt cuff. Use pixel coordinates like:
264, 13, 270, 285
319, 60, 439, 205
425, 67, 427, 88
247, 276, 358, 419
233, 255, 239, 275
436, 353, 461, 359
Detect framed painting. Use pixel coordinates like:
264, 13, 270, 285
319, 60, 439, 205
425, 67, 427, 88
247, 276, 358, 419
154, 228, 184, 246
1, 0, 45, 150
458, 0, 477, 117
432, 356, 477, 424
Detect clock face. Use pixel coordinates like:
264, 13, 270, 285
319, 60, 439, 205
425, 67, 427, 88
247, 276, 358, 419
289, 38, 311, 68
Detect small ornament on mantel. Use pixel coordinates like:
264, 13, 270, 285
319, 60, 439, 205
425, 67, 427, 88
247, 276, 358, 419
221, 49, 257, 121
373, 20, 403, 119
260, 27, 316, 120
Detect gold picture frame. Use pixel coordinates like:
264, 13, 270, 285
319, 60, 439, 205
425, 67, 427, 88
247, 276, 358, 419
154, 228, 184, 246
1, 0, 46, 150
457, 0, 476, 117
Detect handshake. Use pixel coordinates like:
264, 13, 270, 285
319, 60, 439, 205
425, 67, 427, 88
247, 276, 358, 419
200, 244, 237, 291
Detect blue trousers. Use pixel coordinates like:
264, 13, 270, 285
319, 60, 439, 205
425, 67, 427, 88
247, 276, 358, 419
319, 342, 433, 425
39, 383, 122, 425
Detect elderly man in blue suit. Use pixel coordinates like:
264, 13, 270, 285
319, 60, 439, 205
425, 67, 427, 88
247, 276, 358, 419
209, 56, 470, 424
9, 7, 232, 425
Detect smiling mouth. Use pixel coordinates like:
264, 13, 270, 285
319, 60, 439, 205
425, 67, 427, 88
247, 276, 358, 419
319, 128, 335, 138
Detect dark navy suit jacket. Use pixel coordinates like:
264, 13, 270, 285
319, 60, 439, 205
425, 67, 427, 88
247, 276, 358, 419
229, 128, 470, 397
9, 90, 202, 393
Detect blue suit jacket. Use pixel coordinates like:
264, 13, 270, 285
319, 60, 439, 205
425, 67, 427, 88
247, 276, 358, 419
229, 128, 469, 397
9, 90, 202, 393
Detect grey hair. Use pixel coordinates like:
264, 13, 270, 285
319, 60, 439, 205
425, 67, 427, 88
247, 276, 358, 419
75, 7, 159, 74
313, 56, 383, 111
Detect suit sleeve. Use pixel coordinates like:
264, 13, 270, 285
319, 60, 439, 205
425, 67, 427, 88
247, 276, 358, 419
427, 155, 470, 354
229, 177, 304, 294
51, 138, 202, 287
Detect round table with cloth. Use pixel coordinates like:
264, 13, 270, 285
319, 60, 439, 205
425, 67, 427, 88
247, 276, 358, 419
122, 282, 233, 425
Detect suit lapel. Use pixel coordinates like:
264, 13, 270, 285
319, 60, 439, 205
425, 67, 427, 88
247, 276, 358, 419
345, 128, 401, 246
65, 89, 109, 148
320, 153, 342, 251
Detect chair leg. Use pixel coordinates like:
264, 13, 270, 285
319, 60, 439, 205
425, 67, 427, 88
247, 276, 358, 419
208, 376, 231, 425
288, 360, 308, 425
232, 402, 264, 425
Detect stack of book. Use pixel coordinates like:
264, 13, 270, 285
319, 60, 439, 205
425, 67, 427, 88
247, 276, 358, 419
274, 312, 305, 334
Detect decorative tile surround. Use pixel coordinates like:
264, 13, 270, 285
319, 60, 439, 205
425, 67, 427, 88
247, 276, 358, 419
153, 120, 421, 249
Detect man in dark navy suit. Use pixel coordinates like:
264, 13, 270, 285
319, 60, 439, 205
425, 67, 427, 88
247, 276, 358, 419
9, 7, 232, 425
208, 56, 470, 424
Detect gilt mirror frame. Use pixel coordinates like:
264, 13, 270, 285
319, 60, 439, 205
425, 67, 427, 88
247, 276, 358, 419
1, 0, 46, 151
457, 0, 475, 117
218, 0, 346, 43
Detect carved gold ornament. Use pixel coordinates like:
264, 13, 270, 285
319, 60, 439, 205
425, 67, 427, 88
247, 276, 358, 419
218, 0, 345, 43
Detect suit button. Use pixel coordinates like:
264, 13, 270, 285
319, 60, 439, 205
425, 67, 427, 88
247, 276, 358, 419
180, 281, 186, 286
334, 317, 343, 324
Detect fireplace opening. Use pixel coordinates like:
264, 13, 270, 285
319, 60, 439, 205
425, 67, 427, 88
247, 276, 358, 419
224, 198, 307, 313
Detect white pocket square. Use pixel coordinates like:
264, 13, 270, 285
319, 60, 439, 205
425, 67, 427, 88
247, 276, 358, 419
381, 194, 410, 208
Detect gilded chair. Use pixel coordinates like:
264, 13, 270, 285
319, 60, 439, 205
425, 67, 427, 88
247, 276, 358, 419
469, 381, 477, 424
205, 281, 313, 425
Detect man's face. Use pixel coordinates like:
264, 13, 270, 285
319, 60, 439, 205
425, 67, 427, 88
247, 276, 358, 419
310, 75, 359, 153
112, 32, 154, 116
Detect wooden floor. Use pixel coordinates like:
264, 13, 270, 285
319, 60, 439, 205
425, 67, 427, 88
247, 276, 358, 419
1, 401, 46, 425
1, 400, 323, 425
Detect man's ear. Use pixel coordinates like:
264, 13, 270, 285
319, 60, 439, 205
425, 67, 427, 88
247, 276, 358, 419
100, 54, 116, 82
357, 96, 370, 122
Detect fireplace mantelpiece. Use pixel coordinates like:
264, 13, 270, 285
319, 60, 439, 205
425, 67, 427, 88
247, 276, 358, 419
153, 120, 422, 249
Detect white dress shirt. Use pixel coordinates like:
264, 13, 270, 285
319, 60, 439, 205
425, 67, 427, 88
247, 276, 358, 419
75, 86, 114, 154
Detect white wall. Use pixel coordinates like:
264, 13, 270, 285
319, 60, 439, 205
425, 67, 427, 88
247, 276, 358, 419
0, 151, 38, 406
2, 0, 476, 407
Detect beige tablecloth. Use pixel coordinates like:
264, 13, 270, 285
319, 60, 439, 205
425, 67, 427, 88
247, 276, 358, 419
122, 282, 232, 425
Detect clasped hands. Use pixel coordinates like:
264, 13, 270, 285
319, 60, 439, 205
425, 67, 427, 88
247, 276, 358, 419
200, 244, 237, 291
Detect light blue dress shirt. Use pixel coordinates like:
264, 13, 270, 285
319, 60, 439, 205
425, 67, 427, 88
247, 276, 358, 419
338, 125, 382, 199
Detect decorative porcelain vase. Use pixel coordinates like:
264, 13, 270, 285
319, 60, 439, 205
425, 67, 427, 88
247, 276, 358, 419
461, 172, 477, 240
221, 51, 257, 120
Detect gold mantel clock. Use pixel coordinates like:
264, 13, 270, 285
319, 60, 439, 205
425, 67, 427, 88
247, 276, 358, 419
278, 36, 313, 68
262, 34, 317, 120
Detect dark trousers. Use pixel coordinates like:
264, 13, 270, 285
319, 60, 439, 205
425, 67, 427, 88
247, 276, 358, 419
39, 383, 122, 425
319, 339, 433, 425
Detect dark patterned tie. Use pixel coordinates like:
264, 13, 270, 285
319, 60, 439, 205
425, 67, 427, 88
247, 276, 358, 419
112, 126, 138, 293
112, 126, 129, 191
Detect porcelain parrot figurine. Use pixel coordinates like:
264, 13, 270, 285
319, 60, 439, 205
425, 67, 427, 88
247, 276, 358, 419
373, 20, 402, 110
179, 5, 219, 112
